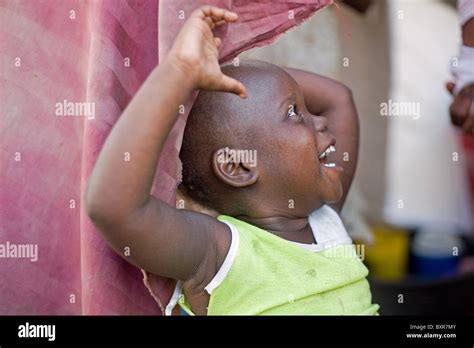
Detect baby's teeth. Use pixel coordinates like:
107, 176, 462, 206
319, 146, 336, 159
324, 163, 336, 168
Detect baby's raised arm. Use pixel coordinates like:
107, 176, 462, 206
86, 6, 246, 282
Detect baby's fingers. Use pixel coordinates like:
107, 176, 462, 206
194, 6, 238, 25
219, 75, 247, 99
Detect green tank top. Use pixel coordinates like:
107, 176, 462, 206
169, 206, 379, 315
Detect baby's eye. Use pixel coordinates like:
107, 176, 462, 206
287, 104, 298, 118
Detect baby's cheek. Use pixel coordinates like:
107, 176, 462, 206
262, 126, 317, 172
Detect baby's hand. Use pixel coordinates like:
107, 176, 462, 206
167, 6, 247, 98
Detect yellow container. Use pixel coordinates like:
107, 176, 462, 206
358, 224, 409, 281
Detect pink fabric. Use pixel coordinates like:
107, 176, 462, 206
1, 0, 331, 314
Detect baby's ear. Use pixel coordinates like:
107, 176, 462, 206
212, 147, 258, 188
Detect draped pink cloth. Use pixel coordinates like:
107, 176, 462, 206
1, 0, 331, 314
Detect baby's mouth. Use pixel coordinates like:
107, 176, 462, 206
318, 145, 336, 168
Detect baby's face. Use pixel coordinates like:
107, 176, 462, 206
180, 61, 344, 217
242, 68, 343, 215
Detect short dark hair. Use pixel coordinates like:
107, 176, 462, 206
179, 60, 286, 211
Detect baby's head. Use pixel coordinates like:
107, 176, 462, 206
179, 60, 342, 218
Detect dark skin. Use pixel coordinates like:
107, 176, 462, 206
211, 62, 357, 243
86, 6, 358, 315
446, 17, 474, 135
180, 61, 358, 240
342, 0, 373, 13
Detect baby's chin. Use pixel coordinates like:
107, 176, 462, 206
297, 183, 342, 213
321, 182, 344, 205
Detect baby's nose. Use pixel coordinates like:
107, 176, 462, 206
313, 115, 329, 133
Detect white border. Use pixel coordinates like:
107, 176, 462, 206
204, 220, 240, 294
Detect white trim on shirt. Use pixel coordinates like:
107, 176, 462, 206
204, 219, 240, 295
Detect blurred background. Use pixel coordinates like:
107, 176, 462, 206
242, 0, 474, 315
2, 0, 473, 316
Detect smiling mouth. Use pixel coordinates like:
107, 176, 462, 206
318, 145, 337, 167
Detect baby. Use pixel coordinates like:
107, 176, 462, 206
86, 6, 378, 315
